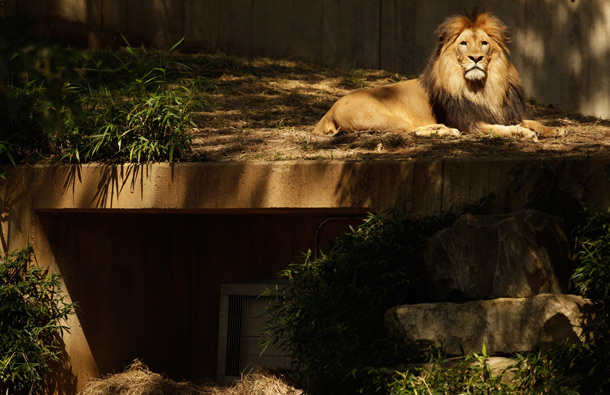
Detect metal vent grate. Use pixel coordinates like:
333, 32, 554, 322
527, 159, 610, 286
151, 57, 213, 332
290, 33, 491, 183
217, 284, 291, 382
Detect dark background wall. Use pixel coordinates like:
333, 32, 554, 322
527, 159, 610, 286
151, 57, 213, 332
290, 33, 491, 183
37, 210, 366, 381
5, 0, 610, 119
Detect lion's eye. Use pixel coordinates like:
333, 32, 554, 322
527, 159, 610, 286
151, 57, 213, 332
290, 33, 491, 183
481, 41, 489, 46
460, 41, 468, 46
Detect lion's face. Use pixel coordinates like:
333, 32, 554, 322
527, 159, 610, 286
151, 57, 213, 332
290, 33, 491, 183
455, 28, 493, 81
425, 10, 522, 118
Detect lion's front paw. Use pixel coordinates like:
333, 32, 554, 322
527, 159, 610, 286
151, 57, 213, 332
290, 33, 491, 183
540, 126, 567, 138
413, 124, 461, 137
521, 120, 567, 138
514, 126, 538, 141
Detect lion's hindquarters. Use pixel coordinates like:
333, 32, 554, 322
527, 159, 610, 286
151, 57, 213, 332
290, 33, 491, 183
311, 115, 340, 136
311, 80, 439, 135
312, 90, 416, 134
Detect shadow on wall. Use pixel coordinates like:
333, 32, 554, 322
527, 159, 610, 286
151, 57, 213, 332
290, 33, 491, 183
6, 0, 610, 117
0, 180, 27, 253
501, 1, 610, 119
381, 1, 610, 119
36, 208, 367, 385
5, 0, 185, 48
45, 335, 78, 395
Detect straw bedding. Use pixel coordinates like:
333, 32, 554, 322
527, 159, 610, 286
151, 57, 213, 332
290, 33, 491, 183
79, 360, 303, 395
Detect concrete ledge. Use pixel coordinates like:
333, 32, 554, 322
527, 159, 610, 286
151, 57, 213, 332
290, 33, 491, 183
2, 158, 610, 252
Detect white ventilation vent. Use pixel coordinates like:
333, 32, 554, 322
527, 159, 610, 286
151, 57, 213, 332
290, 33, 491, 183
217, 283, 291, 383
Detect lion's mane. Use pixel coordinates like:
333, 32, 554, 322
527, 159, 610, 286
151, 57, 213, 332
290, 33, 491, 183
420, 10, 528, 133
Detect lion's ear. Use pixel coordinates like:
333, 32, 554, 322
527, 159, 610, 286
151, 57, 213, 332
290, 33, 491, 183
435, 24, 445, 43
437, 30, 446, 44
484, 13, 511, 46
502, 27, 512, 44
435, 18, 459, 45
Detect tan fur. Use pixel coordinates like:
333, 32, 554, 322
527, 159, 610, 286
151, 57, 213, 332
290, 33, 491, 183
312, 11, 565, 140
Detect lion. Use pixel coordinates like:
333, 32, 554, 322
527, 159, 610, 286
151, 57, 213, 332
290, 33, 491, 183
311, 10, 565, 139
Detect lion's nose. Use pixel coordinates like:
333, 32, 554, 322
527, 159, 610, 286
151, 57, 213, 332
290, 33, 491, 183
469, 55, 484, 63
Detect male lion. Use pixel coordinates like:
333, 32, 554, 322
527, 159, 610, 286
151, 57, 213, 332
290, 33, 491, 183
312, 10, 564, 139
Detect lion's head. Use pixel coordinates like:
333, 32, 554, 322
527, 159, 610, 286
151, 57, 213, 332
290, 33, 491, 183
420, 10, 528, 133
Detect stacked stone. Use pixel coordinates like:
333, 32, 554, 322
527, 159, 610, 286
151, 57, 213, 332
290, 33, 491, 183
386, 210, 591, 356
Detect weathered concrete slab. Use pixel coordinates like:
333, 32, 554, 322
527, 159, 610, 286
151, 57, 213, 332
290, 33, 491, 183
101, 0, 126, 32
216, 0, 253, 58
3, 158, 610, 254
387, 294, 591, 356
184, 0, 219, 51
321, 0, 380, 69
252, 0, 297, 60
125, 0, 184, 49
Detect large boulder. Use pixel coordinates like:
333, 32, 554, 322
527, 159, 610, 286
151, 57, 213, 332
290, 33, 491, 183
386, 294, 590, 356
424, 210, 570, 302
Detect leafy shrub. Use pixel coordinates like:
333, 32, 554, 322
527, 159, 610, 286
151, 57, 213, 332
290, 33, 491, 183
61, 86, 195, 163
264, 211, 459, 395
565, 208, 610, 393
387, 204, 610, 395
0, 23, 196, 164
572, 209, 610, 302
388, 348, 580, 395
389, 347, 509, 394
0, 18, 80, 163
59, 38, 197, 163
264, 181, 610, 395
0, 245, 74, 394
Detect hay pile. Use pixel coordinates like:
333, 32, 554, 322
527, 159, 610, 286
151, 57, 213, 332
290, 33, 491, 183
79, 360, 303, 395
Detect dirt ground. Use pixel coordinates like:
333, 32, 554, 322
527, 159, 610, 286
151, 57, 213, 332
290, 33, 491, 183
187, 56, 610, 162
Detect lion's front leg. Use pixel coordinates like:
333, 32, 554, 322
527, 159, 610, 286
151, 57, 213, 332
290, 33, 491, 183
413, 124, 461, 137
521, 120, 567, 138
476, 123, 539, 140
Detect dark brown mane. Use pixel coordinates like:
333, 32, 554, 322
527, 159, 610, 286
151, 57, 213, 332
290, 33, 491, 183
420, 10, 529, 133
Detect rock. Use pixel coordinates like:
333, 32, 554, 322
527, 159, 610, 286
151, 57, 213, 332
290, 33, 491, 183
424, 210, 570, 302
386, 294, 591, 356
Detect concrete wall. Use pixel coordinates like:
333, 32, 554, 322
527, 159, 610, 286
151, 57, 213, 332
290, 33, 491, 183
5, 0, 610, 119
2, 159, 610, 391
36, 210, 366, 389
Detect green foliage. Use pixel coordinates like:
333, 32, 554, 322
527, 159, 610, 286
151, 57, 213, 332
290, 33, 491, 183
74, 36, 188, 88
61, 86, 195, 163
572, 209, 610, 301
566, 208, 610, 393
510, 348, 583, 394
59, 37, 197, 163
263, 173, 610, 395
0, 18, 80, 163
389, 348, 580, 395
389, 348, 509, 395
0, 20, 195, 164
264, 211, 459, 395
386, 203, 610, 395
0, 245, 74, 394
